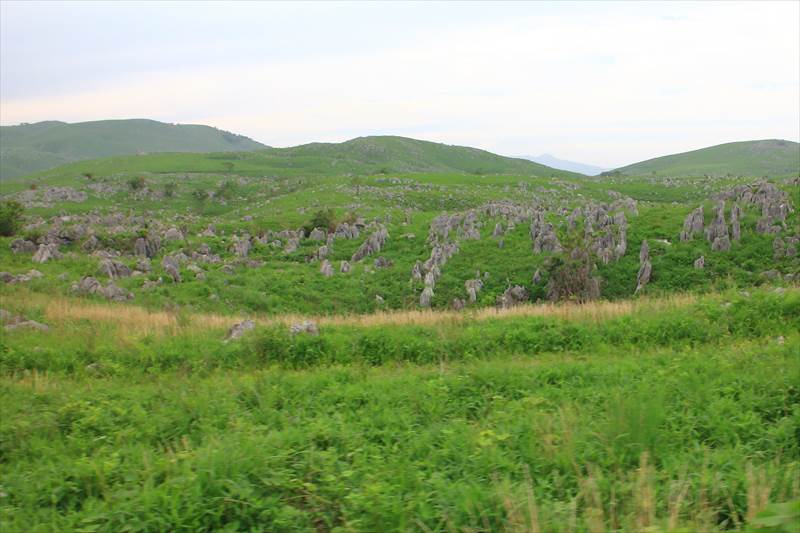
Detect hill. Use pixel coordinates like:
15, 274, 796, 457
610, 139, 800, 177
0, 119, 268, 179
279, 136, 580, 176
8, 135, 582, 182
519, 153, 608, 175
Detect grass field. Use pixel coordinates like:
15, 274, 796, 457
1, 288, 799, 532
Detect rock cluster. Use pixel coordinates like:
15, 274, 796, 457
32, 243, 61, 264
99, 259, 132, 279
496, 285, 529, 309
351, 226, 389, 262
72, 276, 133, 301
680, 206, 704, 242
0, 269, 43, 284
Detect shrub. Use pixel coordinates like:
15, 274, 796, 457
163, 182, 177, 198
128, 176, 146, 191
304, 208, 337, 235
0, 200, 24, 236
545, 247, 602, 302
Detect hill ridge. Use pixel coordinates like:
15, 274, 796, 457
610, 138, 799, 177
0, 119, 268, 179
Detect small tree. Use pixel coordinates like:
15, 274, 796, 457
163, 181, 177, 198
304, 208, 337, 235
192, 189, 208, 205
544, 239, 602, 303
215, 180, 237, 201
0, 201, 24, 237
128, 176, 146, 191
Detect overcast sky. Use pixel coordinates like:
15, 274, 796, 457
1, 1, 798, 167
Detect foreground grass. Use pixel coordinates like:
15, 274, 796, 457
1, 342, 798, 532
1, 289, 798, 531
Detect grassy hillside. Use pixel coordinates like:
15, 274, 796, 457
3, 135, 581, 184
610, 139, 800, 177
1, 134, 798, 531
0, 119, 267, 179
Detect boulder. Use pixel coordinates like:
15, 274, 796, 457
225, 320, 255, 341
10, 239, 37, 254
680, 206, 704, 242
496, 285, 529, 309
420, 286, 434, 307
694, 256, 705, 269
308, 228, 327, 241
163, 227, 184, 241
290, 320, 319, 336
320, 259, 333, 277
374, 256, 393, 268
162, 256, 182, 283
98, 282, 133, 301
99, 259, 132, 279
32, 243, 60, 264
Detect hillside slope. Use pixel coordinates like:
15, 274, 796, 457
0, 119, 267, 179
14, 135, 582, 182
610, 139, 800, 177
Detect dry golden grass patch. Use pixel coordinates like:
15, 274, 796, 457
0, 287, 702, 339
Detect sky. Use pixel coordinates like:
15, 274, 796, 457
1, 1, 798, 168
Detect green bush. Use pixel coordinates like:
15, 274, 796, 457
0, 200, 24, 236
128, 176, 146, 190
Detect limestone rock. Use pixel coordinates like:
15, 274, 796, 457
10, 239, 37, 254
290, 320, 319, 336
32, 243, 60, 264
225, 320, 255, 341
496, 285, 529, 309
320, 259, 333, 277
419, 286, 434, 307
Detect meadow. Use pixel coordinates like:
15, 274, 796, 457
1, 287, 798, 532
1, 138, 798, 532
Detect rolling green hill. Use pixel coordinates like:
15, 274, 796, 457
10, 135, 582, 183
610, 139, 800, 177
0, 119, 268, 179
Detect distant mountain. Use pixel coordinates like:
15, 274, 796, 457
0, 119, 267, 179
518, 153, 608, 176
609, 139, 800, 177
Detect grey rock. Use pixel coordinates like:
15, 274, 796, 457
99, 259, 132, 279
163, 227, 184, 241
32, 243, 60, 263
162, 256, 182, 283
374, 256, 393, 269
5, 319, 49, 332
419, 286, 434, 307
225, 320, 255, 341
290, 320, 319, 336
10, 239, 37, 254
496, 285, 529, 309
320, 259, 333, 277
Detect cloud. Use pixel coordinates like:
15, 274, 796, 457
1, 1, 797, 167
